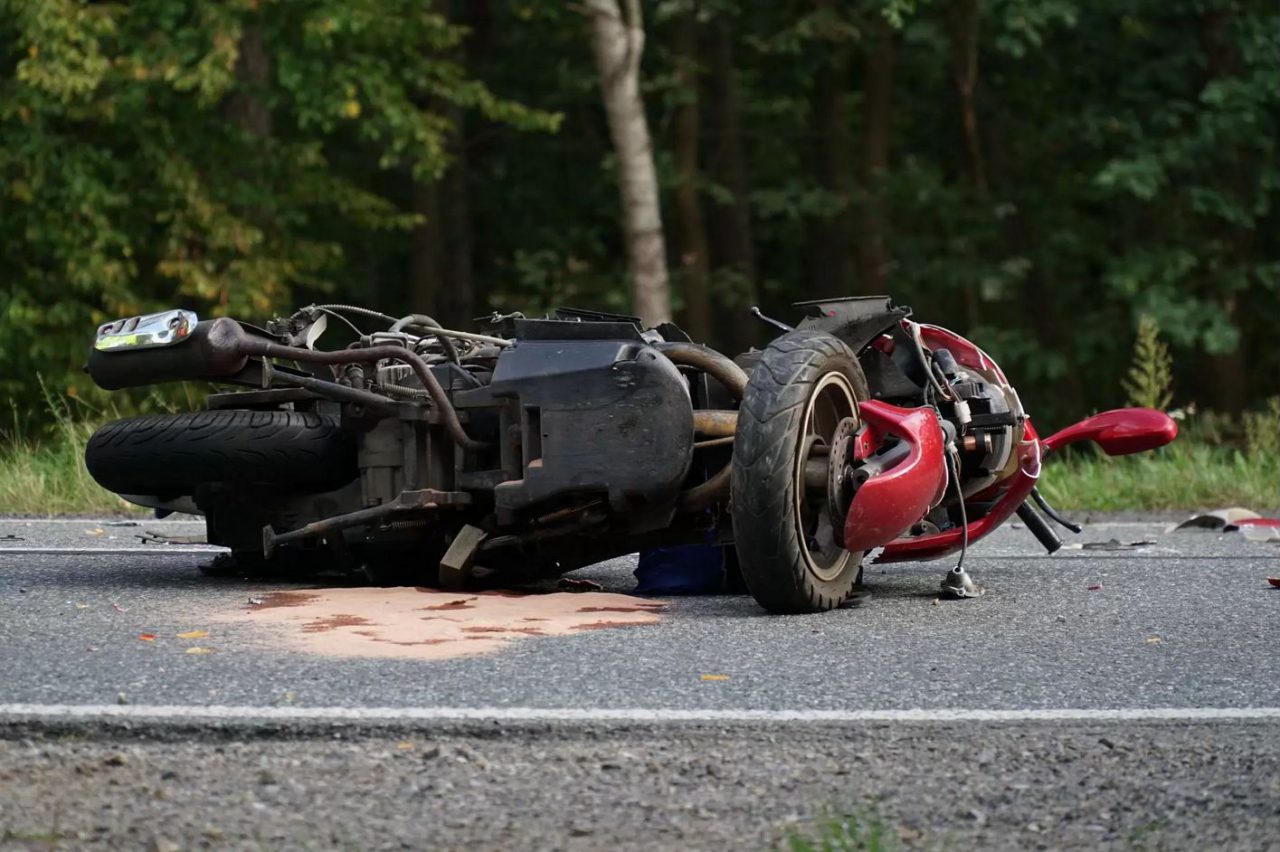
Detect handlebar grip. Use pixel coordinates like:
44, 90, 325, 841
1016, 502, 1063, 554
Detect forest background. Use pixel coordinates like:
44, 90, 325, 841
1, 0, 1277, 511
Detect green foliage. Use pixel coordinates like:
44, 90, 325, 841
2, 0, 1278, 432
0, 0, 555, 419
1122, 315, 1174, 410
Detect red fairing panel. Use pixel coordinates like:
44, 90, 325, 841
917, 324, 1009, 383
842, 401, 949, 553
875, 422, 1043, 564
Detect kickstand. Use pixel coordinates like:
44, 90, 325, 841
940, 566, 982, 599
939, 448, 983, 599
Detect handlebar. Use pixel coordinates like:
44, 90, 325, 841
1016, 501, 1063, 554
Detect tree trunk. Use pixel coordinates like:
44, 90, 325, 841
409, 180, 443, 317
854, 15, 895, 295
809, 3, 855, 295
671, 10, 711, 343
946, 0, 986, 329
227, 26, 272, 140
439, 106, 474, 328
1196, 8, 1250, 413
584, 0, 672, 327
408, 0, 478, 328
947, 0, 987, 198
435, 0, 497, 328
703, 18, 758, 350
986, 111, 1086, 413
224, 26, 272, 310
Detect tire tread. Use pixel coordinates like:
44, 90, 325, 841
85, 409, 356, 494
731, 330, 869, 613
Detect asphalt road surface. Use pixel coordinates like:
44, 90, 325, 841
1, 515, 1278, 850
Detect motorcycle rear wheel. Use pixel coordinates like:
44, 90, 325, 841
731, 330, 868, 613
85, 409, 357, 496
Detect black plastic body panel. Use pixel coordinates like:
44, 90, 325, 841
487, 339, 694, 526
794, 295, 912, 354
508, 318, 644, 342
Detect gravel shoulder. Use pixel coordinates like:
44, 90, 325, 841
2, 721, 1277, 851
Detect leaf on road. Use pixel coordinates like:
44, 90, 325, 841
138, 531, 208, 546
176, 630, 209, 639
85, 527, 105, 537
138, 633, 157, 641
557, 577, 604, 593
1087, 583, 1103, 591
396, 741, 414, 750
74, 603, 88, 609
700, 674, 730, 681
185, 647, 213, 655
1146, 637, 1162, 644
1081, 539, 1156, 551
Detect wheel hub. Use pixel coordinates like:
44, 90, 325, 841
793, 372, 860, 583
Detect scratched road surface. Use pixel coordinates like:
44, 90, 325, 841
1, 515, 1278, 849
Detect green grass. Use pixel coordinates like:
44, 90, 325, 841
783, 811, 894, 852
0, 404, 144, 517
1041, 440, 1280, 512
1041, 401, 1280, 512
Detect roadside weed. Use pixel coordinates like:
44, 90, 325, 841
0, 388, 143, 516
783, 810, 894, 852
1122, 316, 1173, 411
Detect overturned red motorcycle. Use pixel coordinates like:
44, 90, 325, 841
84, 297, 1175, 612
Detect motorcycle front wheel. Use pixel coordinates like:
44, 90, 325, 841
730, 330, 868, 613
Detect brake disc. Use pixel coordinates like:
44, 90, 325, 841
826, 416, 862, 549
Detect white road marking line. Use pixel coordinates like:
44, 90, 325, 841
0, 547, 224, 555
0, 519, 204, 525
1, 704, 1278, 725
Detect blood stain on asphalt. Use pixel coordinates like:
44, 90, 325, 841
301, 614, 373, 633
219, 587, 666, 660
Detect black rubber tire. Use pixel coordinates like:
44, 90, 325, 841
731, 330, 869, 613
85, 410, 357, 495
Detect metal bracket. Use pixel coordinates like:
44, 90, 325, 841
262, 489, 471, 558
439, 525, 489, 591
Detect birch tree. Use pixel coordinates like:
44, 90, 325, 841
583, 0, 672, 326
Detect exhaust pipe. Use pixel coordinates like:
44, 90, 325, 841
86, 318, 249, 390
